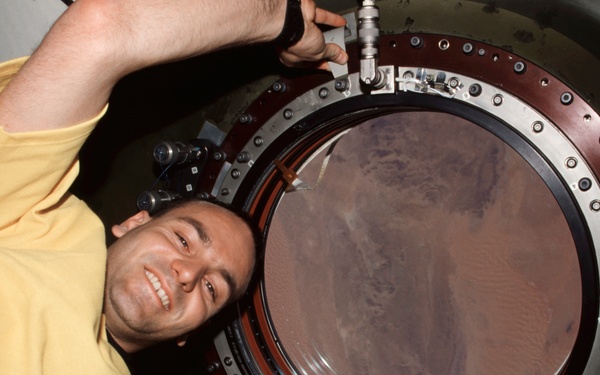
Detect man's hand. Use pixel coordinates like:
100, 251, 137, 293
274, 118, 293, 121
278, 1, 348, 70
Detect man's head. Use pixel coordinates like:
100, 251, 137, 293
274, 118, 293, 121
103, 199, 257, 352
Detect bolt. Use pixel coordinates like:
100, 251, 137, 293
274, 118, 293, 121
334, 79, 349, 92
254, 136, 264, 147
272, 82, 286, 93
492, 94, 503, 106
514, 61, 527, 74
463, 43, 474, 55
207, 362, 221, 373
410, 36, 423, 48
319, 87, 330, 99
231, 169, 241, 179
468, 83, 482, 97
565, 157, 578, 169
213, 151, 225, 161
591, 200, 600, 212
283, 108, 294, 120
561, 92, 574, 105
579, 178, 592, 192
403, 71, 414, 79
532, 121, 544, 133
239, 114, 253, 124
237, 151, 252, 163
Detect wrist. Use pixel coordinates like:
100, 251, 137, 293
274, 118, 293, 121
273, 0, 305, 48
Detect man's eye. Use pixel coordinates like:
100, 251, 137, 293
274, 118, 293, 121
176, 234, 188, 249
205, 280, 215, 301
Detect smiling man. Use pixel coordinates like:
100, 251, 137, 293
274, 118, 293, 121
0, 0, 347, 372
104, 201, 256, 353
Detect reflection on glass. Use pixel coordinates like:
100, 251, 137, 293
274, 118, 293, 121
264, 112, 581, 374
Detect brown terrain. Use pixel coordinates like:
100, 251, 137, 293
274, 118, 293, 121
265, 111, 581, 374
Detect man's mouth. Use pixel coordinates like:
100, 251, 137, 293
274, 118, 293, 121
145, 269, 170, 310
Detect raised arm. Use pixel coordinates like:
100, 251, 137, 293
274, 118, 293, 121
0, 0, 347, 133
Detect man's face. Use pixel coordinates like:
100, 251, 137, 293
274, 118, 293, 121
103, 201, 255, 351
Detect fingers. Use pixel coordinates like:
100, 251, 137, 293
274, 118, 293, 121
314, 7, 347, 28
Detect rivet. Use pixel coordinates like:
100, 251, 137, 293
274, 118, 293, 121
319, 87, 330, 99
237, 151, 252, 163
224, 357, 233, 366
231, 169, 241, 179
584, 114, 592, 123
220, 188, 230, 196
254, 136, 264, 146
591, 200, 600, 212
478, 48, 486, 56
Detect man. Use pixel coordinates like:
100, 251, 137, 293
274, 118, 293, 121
0, 0, 348, 373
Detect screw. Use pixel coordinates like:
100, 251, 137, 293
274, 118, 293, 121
532, 121, 544, 133
579, 178, 592, 192
492, 94, 503, 106
319, 87, 330, 99
514, 61, 527, 74
591, 200, 600, 212
565, 157, 578, 169
283, 108, 294, 120
410, 36, 423, 48
463, 43, 474, 55
561, 92, 574, 105
254, 136, 264, 146
468, 83, 482, 97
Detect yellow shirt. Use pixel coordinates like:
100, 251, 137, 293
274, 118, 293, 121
0, 58, 129, 374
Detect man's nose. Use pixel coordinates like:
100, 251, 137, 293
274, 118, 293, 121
172, 259, 202, 293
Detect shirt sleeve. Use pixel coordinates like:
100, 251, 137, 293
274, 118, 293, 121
0, 57, 107, 230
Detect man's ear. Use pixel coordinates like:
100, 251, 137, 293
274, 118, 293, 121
111, 210, 152, 238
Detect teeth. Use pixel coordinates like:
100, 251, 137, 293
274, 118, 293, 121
145, 270, 170, 310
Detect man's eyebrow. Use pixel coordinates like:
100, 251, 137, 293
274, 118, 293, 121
180, 217, 211, 245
